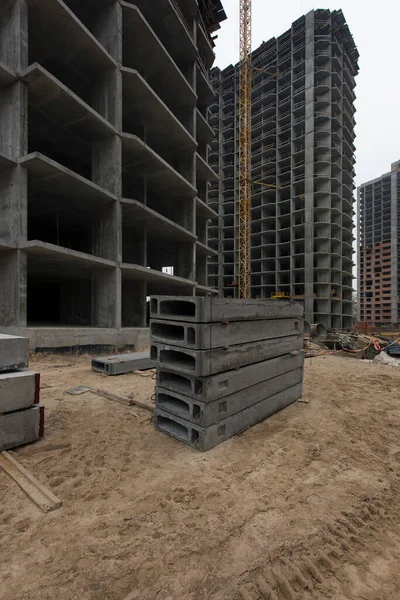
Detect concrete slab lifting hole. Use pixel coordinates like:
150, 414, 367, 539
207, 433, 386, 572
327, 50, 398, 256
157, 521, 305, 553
156, 368, 303, 427
151, 335, 303, 377
150, 317, 304, 350
154, 383, 302, 452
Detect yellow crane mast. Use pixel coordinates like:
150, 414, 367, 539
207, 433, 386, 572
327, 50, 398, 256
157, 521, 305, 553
238, 0, 252, 299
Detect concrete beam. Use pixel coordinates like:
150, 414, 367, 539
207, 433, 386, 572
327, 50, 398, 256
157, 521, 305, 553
121, 3, 196, 109
122, 264, 195, 293
21, 241, 116, 279
150, 296, 304, 322
0, 405, 44, 451
196, 62, 215, 106
0, 333, 28, 372
196, 152, 218, 183
0, 371, 39, 414
196, 240, 218, 257
150, 317, 302, 349
29, 0, 117, 75
195, 284, 218, 296
0, 239, 16, 251
121, 133, 197, 199
156, 368, 303, 426
22, 64, 117, 141
195, 196, 217, 220
20, 153, 117, 213
121, 199, 196, 243
151, 335, 303, 377
0, 60, 16, 89
154, 383, 302, 451
122, 67, 196, 152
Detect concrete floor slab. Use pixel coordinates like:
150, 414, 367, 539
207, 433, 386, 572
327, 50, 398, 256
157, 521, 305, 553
121, 265, 195, 294
122, 68, 196, 153
150, 296, 304, 323
29, 0, 117, 75
156, 368, 303, 426
121, 133, 196, 199
196, 241, 218, 258
154, 383, 302, 451
151, 335, 303, 377
0, 153, 16, 172
21, 241, 116, 279
92, 351, 154, 375
195, 197, 217, 220
22, 64, 117, 141
157, 351, 304, 401
122, 3, 196, 109
196, 152, 218, 183
121, 200, 196, 243
150, 317, 302, 350
196, 109, 215, 146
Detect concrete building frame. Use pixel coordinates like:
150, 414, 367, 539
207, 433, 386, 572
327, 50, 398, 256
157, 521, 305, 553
207, 9, 359, 330
0, 0, 226, 350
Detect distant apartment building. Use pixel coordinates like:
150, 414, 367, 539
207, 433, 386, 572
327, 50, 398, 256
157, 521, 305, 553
207, 9, 359, 330
357, 160, 400, 325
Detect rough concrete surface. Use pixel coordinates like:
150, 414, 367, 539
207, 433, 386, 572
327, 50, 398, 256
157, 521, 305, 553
0, 405, 43, 451
0, 334, 29, 373
0, 371, 38, 414
91, 351, 154, 375
156, 368, 303, 427
150, 296, 304, 323
157, 351, 304, 401
150, 317, 303, 349
151, 335, 303, 376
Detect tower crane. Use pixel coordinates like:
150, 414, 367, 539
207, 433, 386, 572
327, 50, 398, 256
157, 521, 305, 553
238, 0, 252, 299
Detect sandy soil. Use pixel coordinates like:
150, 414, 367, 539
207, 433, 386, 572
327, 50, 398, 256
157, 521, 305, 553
1, 353, 400, 600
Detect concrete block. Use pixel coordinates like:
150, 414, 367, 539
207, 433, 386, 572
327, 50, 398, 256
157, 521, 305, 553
157, 352, 304, 401
91, 351, 154, 375
156, 368, 303, 426
150, 318, 303, 349
151, 335, 303, 377
0, 371, 40, 414
150, 296, 304, 323
154, 383, 302, 451
0, 405, 44, 451
0, 334, 29, 373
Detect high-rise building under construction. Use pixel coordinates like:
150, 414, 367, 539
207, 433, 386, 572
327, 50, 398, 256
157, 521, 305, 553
358, 160, 400, 325
208, 9, 359, 330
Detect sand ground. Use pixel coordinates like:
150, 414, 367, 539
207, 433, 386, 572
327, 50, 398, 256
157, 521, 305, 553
1, 353, 400, 600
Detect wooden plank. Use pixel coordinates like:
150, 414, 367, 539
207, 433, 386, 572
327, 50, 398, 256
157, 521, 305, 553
0, 451, 62, 513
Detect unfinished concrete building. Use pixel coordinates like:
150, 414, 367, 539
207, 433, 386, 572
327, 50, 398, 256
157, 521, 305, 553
208, 9, 359, 329
357, 160, 400, 325
0, 0, 226, 350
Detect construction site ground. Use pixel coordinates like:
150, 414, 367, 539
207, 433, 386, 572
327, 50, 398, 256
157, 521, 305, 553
1, 353, 400, 600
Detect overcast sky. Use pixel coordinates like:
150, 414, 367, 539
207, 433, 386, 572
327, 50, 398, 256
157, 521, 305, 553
213, 0, 400, 187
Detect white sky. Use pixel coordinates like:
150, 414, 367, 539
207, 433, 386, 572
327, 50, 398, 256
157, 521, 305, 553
213, 0, 400, 187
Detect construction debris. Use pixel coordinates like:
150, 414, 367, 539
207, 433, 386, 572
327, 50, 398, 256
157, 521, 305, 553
150, 296, 304, 451
373, 352, 400, 366
91, 351, 154, 376
0, 451, 61, 513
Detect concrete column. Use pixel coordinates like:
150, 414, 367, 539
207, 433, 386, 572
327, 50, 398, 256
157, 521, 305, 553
0, 0, 28, 71
303, 11, 315, 323
122, 280, 146, 327
92, 269, 118, 327
0, 250, 26, 326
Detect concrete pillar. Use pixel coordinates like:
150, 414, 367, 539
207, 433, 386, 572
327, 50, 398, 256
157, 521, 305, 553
122, 279, 146, 327
0, 251, 26, 326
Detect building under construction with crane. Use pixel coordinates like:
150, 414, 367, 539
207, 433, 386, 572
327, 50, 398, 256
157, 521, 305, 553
0, 0, 225, 350
208, 9, 359, 330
